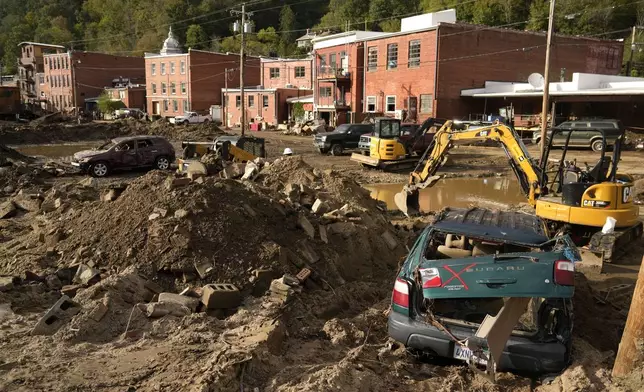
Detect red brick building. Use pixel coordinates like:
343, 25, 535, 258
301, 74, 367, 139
312, 31, 388, 126
0, 86, 21, 118
144, 28, 260, 119
17, 42, 65, 109
261, 58, 313, 89
105, 85, 146, 110
42, 51, 145, 112
222, 87, 312, 127
313, 10, 624, 124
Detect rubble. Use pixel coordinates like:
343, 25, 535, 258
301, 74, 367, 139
158, 292, 199, 312
201, 283, 241, 309
30, 295, 81, 335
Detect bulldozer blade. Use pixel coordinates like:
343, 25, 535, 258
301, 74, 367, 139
395, 187, 420, 216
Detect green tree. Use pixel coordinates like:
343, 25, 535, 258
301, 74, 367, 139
97, 91, 125, 114
185, 24, 208, 49
279, 5, 296, 55
526, 0, 549, 31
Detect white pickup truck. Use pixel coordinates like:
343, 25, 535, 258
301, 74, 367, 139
170, 111, 212, 125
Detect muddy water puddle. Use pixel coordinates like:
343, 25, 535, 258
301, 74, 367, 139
13, 143, 100, 159
364, 177, 525, 212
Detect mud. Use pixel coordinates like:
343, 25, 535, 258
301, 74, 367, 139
1, 124, 644, 392
12, 143, 99, 159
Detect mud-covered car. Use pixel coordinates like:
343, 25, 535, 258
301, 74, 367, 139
389, 208, 580, 375
71, 135, 175, 177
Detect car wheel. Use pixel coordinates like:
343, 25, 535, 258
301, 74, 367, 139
330, 144, 343, 156
155, 156, 171, 170
183, 120, 189, 125
90, 161, 109, 178
591, 139, 604, 152
203, 119, 210, 124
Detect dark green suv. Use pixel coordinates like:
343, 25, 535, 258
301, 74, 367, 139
532, 119, 623, 152
388, 208, 580, 374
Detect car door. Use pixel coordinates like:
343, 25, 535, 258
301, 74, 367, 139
112, 140, 138, 168
136, 139, 157, 166
344, 126, 361, 148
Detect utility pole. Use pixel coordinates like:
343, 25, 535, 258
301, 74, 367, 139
223, 68, 229, 129
613, 256, 644, 377
232, 4, 253, 136
627, 26, 636, 76
540, 0, 556, 161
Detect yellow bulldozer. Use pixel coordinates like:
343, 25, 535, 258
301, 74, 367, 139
394, 119, 642, 263
177, 135, 265, 173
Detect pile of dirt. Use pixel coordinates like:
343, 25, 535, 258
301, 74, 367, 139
0, 119, 227, 145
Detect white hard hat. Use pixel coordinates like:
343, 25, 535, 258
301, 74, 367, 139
283, 148, 293, 155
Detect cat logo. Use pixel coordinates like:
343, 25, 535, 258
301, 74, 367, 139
479, 130, 489, 137
623, 186, 632, 203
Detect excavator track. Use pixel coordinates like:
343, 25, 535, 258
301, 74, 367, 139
588, 221, 644, 263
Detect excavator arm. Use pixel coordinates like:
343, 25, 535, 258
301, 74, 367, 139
395, 120, 544, 215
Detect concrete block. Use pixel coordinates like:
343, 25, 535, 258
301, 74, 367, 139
201, 284, 241, 310
61, 284, 82, 297
298, 213, 315, 239
319, 225, 328, 244
187, 161, 208, 176
221, 163, 246, 179
174, 209, 189, 219
144, 302, 191, 318
194, 261, 214, 279
0, 276, 15, 292
328, 222, 356, 237
30, 295, 81, 336
0, 201, 17, 219
284, 183, 300, 201
73, 264, 100, 285
242, 161, 259, 181
283, 274, 300, 287
165, 177, 192, 190
158, 292, 199, 312
311, 199, 330, 215
88, 301, 109, 322
381, 230, 398, 250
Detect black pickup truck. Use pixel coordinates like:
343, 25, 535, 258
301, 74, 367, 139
313, 123, 374, 155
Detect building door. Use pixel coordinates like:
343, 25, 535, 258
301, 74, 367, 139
153, 101, 160, 115
341, 56, 349, 75
320, 111, 331, 126
407, 97, 418, 122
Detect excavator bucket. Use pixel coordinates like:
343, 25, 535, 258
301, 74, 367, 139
394, 186, 420, 216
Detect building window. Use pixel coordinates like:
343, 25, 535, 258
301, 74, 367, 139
319, 55, 326, 67
248, 95, 255, 107
386, 96, 396, 112
270, 68, 280, 78
263, 95, 269, 107
367, 47, 378, 72
235, 95, 241, 108
163, 100, 168, 111
387, 44, 398, 70
151, 63, 156, 75
152, 83, 157, 94
180, 61, 186, 74
366, 96, 376, 112
48, 59, 52, 70
173, 100, 178, 112
39, 75, 44, 85
119, 90, 126, 100
181, 82, 186, 94
162, 82, 167, 94
170, 62, 175, 74
319, 87, 332, 97
67, 75, 70, 87
171, 83, 176, 94
329, 53, 336, 70
161, 63, 166, 75
408, 40, 421, 68
183, 100, 188, 111
46, 76, 49, 83
420, 94, 433, 114
295, 66, 305, 78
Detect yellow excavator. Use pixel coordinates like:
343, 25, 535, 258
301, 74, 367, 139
395, 119, 642, 263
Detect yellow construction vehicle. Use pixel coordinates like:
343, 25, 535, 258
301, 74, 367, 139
395, 120, 642, 263
177, 135, 265, 173
350, 117, 447, 170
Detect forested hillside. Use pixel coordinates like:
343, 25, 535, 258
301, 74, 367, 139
1, 0, 643, 74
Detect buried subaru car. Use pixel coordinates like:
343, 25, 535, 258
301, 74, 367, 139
71, 135, 175, 177
389, 208, 580, 375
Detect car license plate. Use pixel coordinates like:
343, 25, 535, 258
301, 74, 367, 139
71, 162, 80, 167
453, 345, 488, 366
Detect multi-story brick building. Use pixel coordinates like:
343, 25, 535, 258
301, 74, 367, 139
311, 31, 388, 126
104, 84, 146, 111
261, 58, 313, 89
313, 10, 624, 125
42, 51, 145, 112
17, 42, 65, 109
144, 28, 260, 119
223, 57, 313, 127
